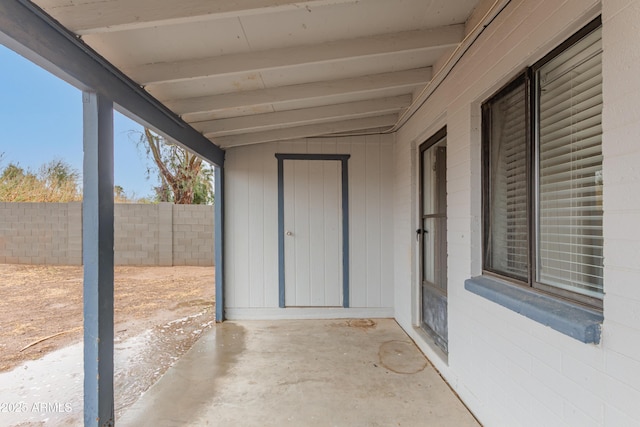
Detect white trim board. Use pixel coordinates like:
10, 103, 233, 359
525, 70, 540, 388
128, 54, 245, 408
225, 307, 393, 320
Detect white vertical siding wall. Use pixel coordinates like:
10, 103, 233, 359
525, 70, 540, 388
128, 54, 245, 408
394, 0, 640, 425
225, 135, 394, 318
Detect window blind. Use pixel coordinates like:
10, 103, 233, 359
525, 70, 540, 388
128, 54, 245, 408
486, 80, 529, 280
536, 27, 603, 298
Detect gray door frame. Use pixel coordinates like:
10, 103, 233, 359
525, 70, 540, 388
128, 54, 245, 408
275, 153, 350, 308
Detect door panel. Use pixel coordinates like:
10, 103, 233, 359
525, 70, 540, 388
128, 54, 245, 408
284, 160, 342, 307
419, 132, 448, 353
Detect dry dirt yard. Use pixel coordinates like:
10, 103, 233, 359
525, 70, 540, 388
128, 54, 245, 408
0, 264, 215, 424
0, 264, 215, 371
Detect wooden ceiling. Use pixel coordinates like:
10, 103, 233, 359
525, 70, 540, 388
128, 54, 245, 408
34, 0, 487, 149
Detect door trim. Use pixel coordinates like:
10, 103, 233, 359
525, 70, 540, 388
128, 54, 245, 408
275, 153, 351, 308
418, 127, 448, 353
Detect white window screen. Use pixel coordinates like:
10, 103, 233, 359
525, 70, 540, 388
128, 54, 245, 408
536, 27, 603, 298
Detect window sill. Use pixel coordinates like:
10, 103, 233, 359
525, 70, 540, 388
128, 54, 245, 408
464, 276, 603, 344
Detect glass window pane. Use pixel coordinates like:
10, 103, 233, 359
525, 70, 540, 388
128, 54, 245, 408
423, 217, 435, 284
536, 27, 603, 298
485, 80, 529, 281
422, 149, 434, 215
422, 139, 447, 292
422, 141, 446, 216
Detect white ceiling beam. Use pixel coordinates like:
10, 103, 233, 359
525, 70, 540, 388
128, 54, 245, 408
38, 0, 360, 35
0, 0, 224, 166
166, 68, 431, 119
130, 25, 464, 85
214, 114, 398, 148
197, 95, 411, 137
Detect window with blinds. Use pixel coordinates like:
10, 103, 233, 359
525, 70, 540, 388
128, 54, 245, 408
482, 17, 603, 308
536, 26, 603, 299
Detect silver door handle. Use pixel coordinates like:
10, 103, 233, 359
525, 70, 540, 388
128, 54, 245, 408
286, 231, 293, 236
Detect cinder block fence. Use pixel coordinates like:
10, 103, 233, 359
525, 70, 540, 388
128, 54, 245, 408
0, 202, 214, 266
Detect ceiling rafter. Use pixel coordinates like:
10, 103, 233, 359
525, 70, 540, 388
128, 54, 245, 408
197, 95, 412, 137
128, 25, 464, 85
37, 0, 361, 35
0, 0, 225, 166
215, 114, 398, 148
165, 68, 431, 120
29, 0, 482, 147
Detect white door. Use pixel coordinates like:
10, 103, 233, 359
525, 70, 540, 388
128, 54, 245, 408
283, 159, 342, 307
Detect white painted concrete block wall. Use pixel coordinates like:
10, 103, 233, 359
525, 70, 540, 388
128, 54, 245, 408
392, 121, 414, 328
599, 0, 640, 424
394, 0, 640, 425
224, 136, 394, 315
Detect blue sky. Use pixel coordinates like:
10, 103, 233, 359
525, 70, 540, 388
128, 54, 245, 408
0, 45, 156, 198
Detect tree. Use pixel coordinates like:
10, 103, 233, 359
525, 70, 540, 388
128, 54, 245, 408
0, 159, 80, 202
40, 159, 80, 189
138, 128, 214, 204
113, 185, 134, 203
1, 163, 29, 181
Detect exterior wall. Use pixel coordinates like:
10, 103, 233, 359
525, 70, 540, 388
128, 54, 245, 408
0, 202, 214, 266
0, 201, 81, 265
600, 0, 640, 425
394, 0, 640, 426
224, 135, 394, 318
114, 203, 161, 265
172, 204, 215, 266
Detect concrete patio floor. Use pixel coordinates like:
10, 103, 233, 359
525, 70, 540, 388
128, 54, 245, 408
119, 319, 480, 427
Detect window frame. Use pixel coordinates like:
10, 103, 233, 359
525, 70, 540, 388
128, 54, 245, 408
481, 16, 603, 310
481, 72, 532, 285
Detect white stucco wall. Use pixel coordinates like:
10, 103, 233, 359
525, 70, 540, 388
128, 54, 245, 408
224, 135, 395, 319
394, 0, 640, 425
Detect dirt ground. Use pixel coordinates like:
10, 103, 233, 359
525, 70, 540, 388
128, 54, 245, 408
0, 264, 215, 376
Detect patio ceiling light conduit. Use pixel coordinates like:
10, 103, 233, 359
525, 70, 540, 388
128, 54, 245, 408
0, 0, 224, 167
390, 0, 512, 132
